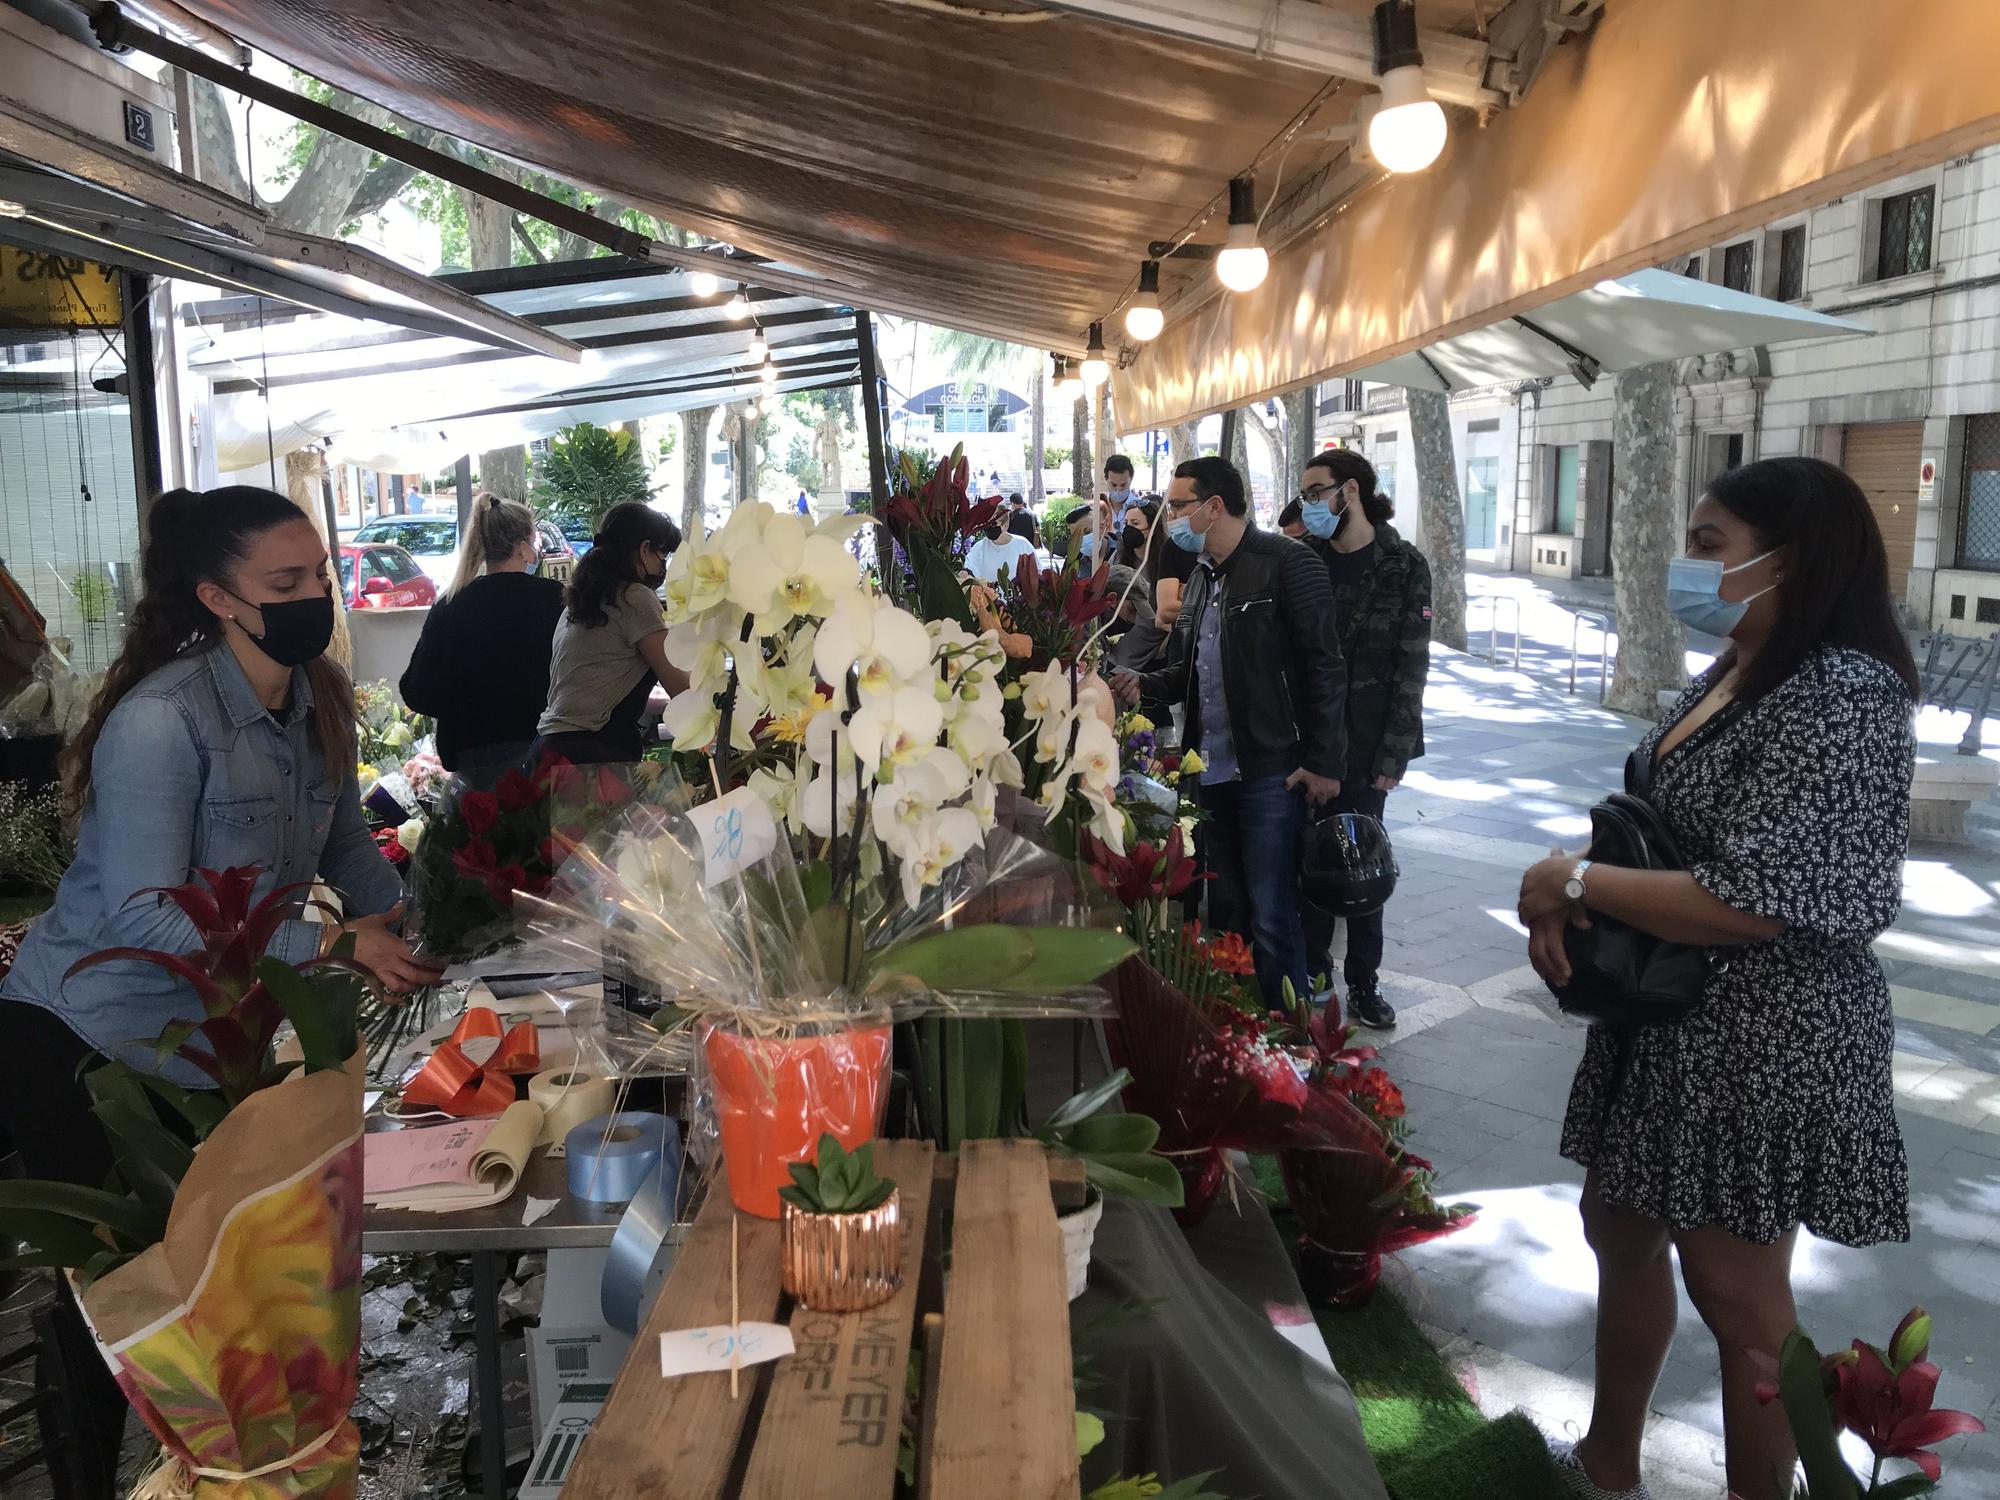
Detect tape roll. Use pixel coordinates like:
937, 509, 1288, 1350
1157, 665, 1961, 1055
565, 1111, 678, 1206
530, 1069, 617, 1150
601, 1164, 681, 1334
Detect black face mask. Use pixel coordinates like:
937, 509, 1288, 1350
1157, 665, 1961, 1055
229, 589, 335, 668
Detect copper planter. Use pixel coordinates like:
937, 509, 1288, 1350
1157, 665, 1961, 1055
780, 1191, 903, 1312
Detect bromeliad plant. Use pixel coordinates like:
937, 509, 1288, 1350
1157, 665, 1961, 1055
1760, 1307, 1987, 1496
780, 1133, 896, 1216
0, 866, 378, 1283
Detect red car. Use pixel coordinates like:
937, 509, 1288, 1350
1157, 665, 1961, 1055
337, 543, 438, 609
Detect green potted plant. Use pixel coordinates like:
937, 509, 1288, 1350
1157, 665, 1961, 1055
779, 1133, 902, 1312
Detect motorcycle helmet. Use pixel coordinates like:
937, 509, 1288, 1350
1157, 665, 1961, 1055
1299, 813, 1398, 917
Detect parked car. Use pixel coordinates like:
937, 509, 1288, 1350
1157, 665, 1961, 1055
536, 518, 577, 565
556, 515, 594, 557
338, 543, 437, 609
351, 516, 462, 586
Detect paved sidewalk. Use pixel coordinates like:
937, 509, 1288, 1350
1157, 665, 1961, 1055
1346, 644, 2000, 1499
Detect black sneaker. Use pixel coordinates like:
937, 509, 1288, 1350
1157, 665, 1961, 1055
1347, 977, 1397, 1030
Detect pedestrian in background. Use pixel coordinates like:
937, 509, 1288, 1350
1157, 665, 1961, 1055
1295, 449, 1431, 1028
964, 514, 1037, 581
1113, 456, 1345, 1008
400, 491, 565, 778
1517, 457, 1918, 1500
1006, 491, 1040, 548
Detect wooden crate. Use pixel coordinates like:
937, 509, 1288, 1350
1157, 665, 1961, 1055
562, 1140, 1078, 1500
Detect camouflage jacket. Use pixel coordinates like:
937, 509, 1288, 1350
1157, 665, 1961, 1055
1312, 522, 1432, 780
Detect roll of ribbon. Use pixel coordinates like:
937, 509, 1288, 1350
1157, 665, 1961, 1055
601, 1163, 681, 1335
565, 1111, 678, 1206
529, 1070, 617, 1150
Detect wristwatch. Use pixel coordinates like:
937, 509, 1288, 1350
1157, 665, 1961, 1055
1563, 860, 1593, 904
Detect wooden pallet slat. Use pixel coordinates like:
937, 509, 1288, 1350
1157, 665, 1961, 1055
921, 1139, 1079, 1500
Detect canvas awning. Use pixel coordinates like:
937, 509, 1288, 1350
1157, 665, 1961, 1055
0, 104, 581, 361
185, 258, 860, 472
139, 0, 2000, 428
1345, 269, 1865, 393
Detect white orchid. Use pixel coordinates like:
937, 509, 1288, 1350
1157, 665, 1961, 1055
662, 540, 731, 623
814, 596, 933, 701
896, 806, 983, 908
1062, 716, 1122, 795
664, 612, 734, 691
713, 500, 775, 560
658, 681, 754, 754
1018, 659, 1076, 724
869, 748, 971, 856
726, 511, 862, 625
968, 773, 998, 833
800, 761, 865, 838
615, 829, 700, 912
746, 761, 805, 834
848, 686, 945, 775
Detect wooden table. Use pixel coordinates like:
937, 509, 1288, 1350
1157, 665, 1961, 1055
563, 1139, 1082, 1500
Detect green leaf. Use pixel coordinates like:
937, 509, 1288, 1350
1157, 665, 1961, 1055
799, 860, 834, 912
1081, 1153, 1185, 1207
0, 1206, 120, 1269
1075, 1411, 1105, 1459
1052, 1113, 1159, 1157
1778, 1330, 1862, 1500
874, 926, 1038, 991
777, 1185, 816, 1214
1040, 1069, 1135, 1133
90, 1098, 189, 1218
128, 1069, 229, 1139
1000, 928, 1137, 992
1872, 1476, 1938, 1500
998, 1019, 1029, 1137
257, 957, 353, 1073
151, 1018, 199, 1069
0, 1179, 161, 1248
955, 1019, 1005, 1142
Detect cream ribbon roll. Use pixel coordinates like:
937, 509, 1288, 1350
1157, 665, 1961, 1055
529, 1069, 617, 1151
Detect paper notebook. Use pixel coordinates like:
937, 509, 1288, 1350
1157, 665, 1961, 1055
363, 1100, 545, 1212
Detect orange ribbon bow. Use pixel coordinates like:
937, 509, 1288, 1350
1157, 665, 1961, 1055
402, 1007, 542, 1117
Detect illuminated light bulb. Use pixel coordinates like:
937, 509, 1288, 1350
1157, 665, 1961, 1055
748, 330, 769, 362
726, 290, 751, 320
1124, 259, 1164, 342
1079, 323, 1110, 390
687, 268, 721, 298
1366, 2, 1448, 174
1214, 177, 1268, 294
760, 361, 779, 385
1051, 353, 1078, 396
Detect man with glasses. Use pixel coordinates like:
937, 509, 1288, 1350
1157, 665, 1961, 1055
1293, 447, 1432, 1029
1112, 456, 1345, 1009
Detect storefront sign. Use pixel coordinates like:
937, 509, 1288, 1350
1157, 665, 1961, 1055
0, 246, 123, 329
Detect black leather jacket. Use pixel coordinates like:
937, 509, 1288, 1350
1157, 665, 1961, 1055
1136, 526, 1347, 780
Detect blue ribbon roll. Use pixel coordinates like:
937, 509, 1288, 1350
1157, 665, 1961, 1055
565, 1111, 677, 1205
601, 1164, 681, 1334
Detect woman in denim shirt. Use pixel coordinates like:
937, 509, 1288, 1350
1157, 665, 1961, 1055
0, 487, 439, 1493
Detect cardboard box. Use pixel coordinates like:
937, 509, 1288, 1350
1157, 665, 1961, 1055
520, 1381, 611, 1500
526, 1248, 632, 1435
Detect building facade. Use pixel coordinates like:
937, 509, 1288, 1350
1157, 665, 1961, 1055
1317, 146, 2000, 636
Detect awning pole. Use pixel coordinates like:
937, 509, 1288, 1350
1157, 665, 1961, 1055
854, 312, 889, 509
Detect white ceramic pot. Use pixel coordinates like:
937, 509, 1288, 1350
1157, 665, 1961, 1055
1057, 1188, 1104, 1302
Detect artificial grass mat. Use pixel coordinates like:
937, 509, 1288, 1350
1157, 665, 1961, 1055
1247, 1156, 1562, 1500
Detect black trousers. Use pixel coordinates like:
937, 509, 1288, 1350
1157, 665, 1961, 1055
1302, 782, 1390, 989
0, 1001, 139, 1498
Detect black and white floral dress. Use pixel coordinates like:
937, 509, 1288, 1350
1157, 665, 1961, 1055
1560, 645, 1915, 1246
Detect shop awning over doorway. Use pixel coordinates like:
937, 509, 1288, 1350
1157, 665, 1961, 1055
185, 258, 861, 473
1344, 270, 1866, 394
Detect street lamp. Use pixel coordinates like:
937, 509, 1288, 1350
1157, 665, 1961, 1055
1215, 177, 1269, 294
1125, 260, 1164, 342
1367, 1, 1448, 173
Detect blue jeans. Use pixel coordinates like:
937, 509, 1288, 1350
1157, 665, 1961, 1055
1200, 774, 1308, 1008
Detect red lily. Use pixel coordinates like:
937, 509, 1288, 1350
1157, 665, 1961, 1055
1085, 826, 1203, 908
1833, 1335, 1986, 1481
1063, 567, 1115, 632
1013, 553, 1042, 604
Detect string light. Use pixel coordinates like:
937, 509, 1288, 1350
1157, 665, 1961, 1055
1367, 1, 1448, 173
1124, 260, 1164, 342
1052, 353, 1078, 396
748, 328, 769, 362
726, 289, 751, 320
1079, 324, 1110, 389
1215, 176, 1269, 293
760, 360, 779, 385
688, 268, 721, 298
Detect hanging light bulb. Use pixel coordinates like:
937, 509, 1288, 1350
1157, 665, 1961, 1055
687, 267, 721, 298
1215, 176, 1269, 293
726, 289, 751, 320
1367, 1, 1448, 173
748, 328, 769, 362
1052, 353, 1078, 396
1125, 260, 1164, 343
1079, 323, 1110, 390
760, 360, 779, 386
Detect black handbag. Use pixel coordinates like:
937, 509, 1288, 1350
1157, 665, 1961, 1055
1549, 750, 1722, 1026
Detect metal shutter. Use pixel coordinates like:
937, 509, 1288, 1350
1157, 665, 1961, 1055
1840, 421, 1923, 600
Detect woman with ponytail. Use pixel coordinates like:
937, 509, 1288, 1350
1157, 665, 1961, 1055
400, 491, 565, 774
0, 486, 438, 1492
533, 501, 688, 765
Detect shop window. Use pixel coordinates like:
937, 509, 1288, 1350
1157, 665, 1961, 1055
1720, 241, 1755, 294
1373, 434, 1396, 500
1980, 597, 2000, 625
1775, 225, 1807, 302
1961, 414, 2000, 571
1553, 446, 1581, 533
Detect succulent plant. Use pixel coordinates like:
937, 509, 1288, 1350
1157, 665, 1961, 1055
779, 1132, 895, 1216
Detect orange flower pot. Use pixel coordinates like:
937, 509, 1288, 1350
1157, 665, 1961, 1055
701, 1022, 893, 1218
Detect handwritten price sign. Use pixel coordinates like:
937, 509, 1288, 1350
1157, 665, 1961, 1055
682, 785, 780, 888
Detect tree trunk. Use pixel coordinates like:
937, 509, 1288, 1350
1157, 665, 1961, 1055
476, 446, 528, 501
726, 403, 760, 506
1028, 366, 1046, 505
1070, 396, 1089, 497
679, 405, 716, 533
1092, 381, 1111, 492
1228, 409, 1253, 495
1606, 361, 1685, 718
1168, 423, 1197, 466
268, 93, 401, 236
1281, 387, 1317, 480
1409, 389, 1468, 651
462, 191, 515, 273
186, 76, 251, 200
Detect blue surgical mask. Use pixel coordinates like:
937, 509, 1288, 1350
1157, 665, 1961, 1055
1301, 500, 1341, 540
1167, 515, 1203, 553
1666, 549, 1779, 637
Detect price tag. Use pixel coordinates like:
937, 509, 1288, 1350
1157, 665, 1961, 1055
659, 1321, 796, 1377
682, 785, 779, 887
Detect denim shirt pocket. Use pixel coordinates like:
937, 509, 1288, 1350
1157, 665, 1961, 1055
199, 792, 280, 870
